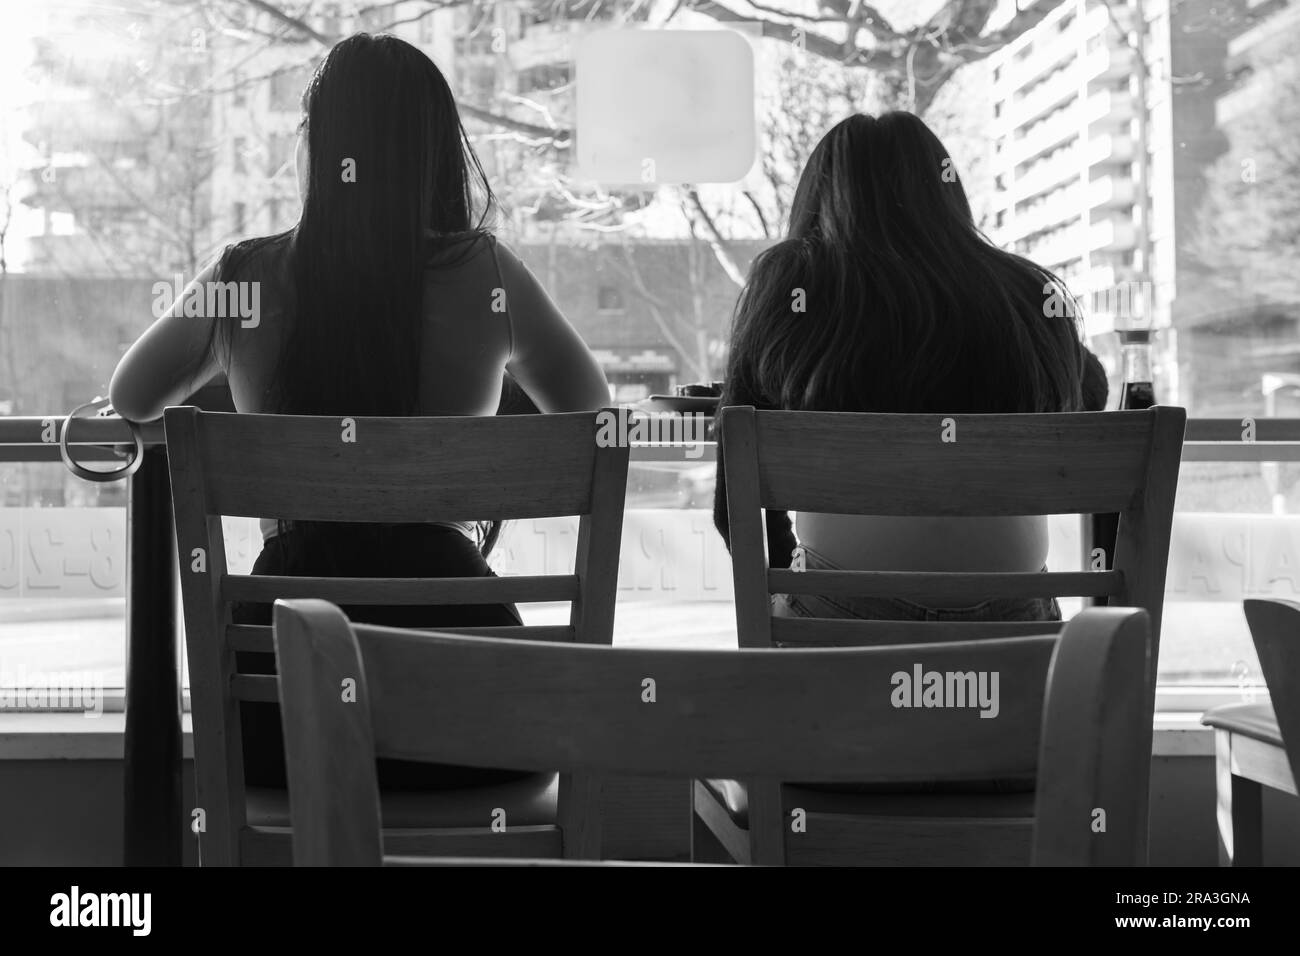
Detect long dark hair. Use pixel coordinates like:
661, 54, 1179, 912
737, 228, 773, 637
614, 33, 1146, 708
212, 33, 495, 416
724, 111, 1085, 415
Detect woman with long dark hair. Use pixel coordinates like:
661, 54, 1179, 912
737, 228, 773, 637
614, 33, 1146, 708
111, 35, 609, 787
715, 111, 1107, 624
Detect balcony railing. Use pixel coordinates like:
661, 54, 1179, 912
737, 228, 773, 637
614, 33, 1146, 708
1088, 173, 1136, 209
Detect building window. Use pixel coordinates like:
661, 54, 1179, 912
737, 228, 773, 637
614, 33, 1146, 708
418, 11, 434, 43
233, 137, 246, 174
268, 198, 281, 231
232, 69, 246, 107
597, 286, 625, 312
233, 202, 246, 235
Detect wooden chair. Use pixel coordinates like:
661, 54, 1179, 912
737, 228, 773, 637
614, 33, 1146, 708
1203, 598, 1300, 865
164, 407, 629, 866
703, 406, 1186, 865
272, 598, 1151, 866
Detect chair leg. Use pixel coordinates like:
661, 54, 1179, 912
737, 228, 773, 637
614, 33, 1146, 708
1216, 733, 1263, 866
1221, 775, 1263, 867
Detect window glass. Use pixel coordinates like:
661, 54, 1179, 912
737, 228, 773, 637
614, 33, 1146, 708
2, 1, 1298, 691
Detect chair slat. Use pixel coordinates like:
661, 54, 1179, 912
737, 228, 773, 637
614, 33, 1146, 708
231, 675, 279, 702
228, 624, 272, 653
352, 624, 1057, 782
770, 617, 1064, 646
786, 814, 1034, 867
226, 623, 575, 655
747, 409, 1157, 515
223, 574, 578, 606
767, 569, 1122, 601
190, 411, 599, 521
436, 625, 575, 642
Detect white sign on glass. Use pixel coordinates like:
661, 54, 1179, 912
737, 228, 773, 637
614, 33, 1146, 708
576, 30, 756, 185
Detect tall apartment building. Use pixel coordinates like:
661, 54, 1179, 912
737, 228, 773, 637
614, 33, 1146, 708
208, 2, 459, 248
987, 0, 1145, 347
990, 0, 1300, 412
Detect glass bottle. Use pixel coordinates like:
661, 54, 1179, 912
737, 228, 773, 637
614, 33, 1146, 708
1119, 329, 1155, 410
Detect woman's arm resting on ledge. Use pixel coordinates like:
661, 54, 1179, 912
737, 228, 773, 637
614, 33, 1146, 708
109, 260, 225, 422
498, 242, 610, 412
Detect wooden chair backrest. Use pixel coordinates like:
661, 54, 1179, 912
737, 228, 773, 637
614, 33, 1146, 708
272, 600, 1150, 866
165, 407, 629, 865
719, 406, 1183, 862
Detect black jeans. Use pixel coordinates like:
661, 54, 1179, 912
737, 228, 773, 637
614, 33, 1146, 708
232, 522, 530, 790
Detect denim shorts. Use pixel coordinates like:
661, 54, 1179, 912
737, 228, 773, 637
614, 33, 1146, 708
772, 545, 1062, 624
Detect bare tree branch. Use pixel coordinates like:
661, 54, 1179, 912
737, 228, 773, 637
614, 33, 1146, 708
682, 0, 901, 67
461, 105, 572, 146
242, 0, 337, 44
741, 189, 771, 238
610, 237, 711, 380
684, 189, 745, 286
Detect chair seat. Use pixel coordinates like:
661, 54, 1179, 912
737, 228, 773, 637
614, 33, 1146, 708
702, 778, 1037, 828
247, 773, 558, 829
1201, 702, 1282, 747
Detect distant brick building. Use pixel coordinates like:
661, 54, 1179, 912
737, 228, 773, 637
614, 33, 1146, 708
515, 237, 769, 400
